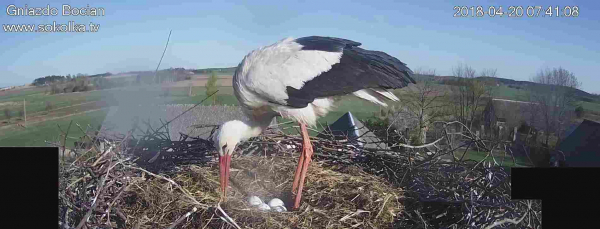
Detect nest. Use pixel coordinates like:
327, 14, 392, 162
207, 156, 401, 228
58, 118, 541, 229
59, 134, 402, 228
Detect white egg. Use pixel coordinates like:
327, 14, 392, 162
257, 203, 271, 211
268, 198, 284, 208
248, 196, 263, 206
272, 205, 287, 212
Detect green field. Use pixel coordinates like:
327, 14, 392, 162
2, 81, 597, 171
0, 108, 109, 147
492, 85, 528, 101
0, 88, 106, 120
0, 84, 385, 146
454, 150, 533, 168
581, 101, 600, 113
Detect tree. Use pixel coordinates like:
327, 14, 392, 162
393, 68, 448, 145
205, 71, 219, 104
527, 67, 580, 146
32, 75, 66, 86
480, 68, 498, 79
449, 63, 495, 132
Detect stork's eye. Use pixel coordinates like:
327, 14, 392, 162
222, 143, 228, 151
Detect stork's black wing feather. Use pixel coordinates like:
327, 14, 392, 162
285, 36, 416, 108
294, 36, 362, 52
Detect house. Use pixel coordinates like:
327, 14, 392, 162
555, 119, 600, 167
482, 98, 540, 139
316, 112, 388, 151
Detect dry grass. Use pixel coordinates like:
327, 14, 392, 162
59, 141, 404, 229
203, 156, 403, 228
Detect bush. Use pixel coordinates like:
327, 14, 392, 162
50, 84, 62, 94
575, 106, 585, 118
45, 101, 53, 111
362, 117, 408, 151
206, 71, 219, 104
528, 146, 552, 167
409, 134, 422, 146
3, 108, 11, 119
517, 121, 535, 134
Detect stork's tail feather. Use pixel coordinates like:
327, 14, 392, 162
373, 89, 399, 101
352, 88, 398, 107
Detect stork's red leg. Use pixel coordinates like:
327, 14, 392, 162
293, 123, 314, 210
292, 144, 305, 193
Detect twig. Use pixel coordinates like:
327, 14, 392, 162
216, 204, 241, 229
394, 137, 444, 149
92, 141, 113, 167
339, 209, 370, 222
104, 182, 133, 225
166, 207, 198, 229
130, 90, 219, 154
375, 194, 392, 219
415, 210, 427, 229
58, 120, 73, 162
75, 156, 120, 229
201, 213, 215, 229
59, 221, 75, 229
125, 165, 210, 208
483, 211, 528, 229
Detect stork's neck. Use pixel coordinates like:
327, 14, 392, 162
239, 116, 273, 141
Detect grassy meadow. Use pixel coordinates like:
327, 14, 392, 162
2, 77, 599, 171
0, 83, 384, 146
0, 108, 109, 147
454, 150, 533, 168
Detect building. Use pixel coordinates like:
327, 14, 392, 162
555, 119, 600, 167
482, 98, 540, 140
316, 112, 388, 151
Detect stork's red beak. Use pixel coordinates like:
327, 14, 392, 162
219, 154, 232, 200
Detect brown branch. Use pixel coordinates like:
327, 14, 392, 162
166, 207, 198, 229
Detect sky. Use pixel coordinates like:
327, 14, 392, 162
1, 0, 599, 93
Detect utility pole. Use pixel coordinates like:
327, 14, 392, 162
23, 99, 26, 127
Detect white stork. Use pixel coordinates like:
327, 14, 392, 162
213, 36, 415, 210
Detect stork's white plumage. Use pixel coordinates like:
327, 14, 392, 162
213, 36, 415, 210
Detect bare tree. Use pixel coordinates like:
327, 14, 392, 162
480, 68, 498, 78
393, 68, 448, 145
448, 63, 495, 133
527, 67, 580, 146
